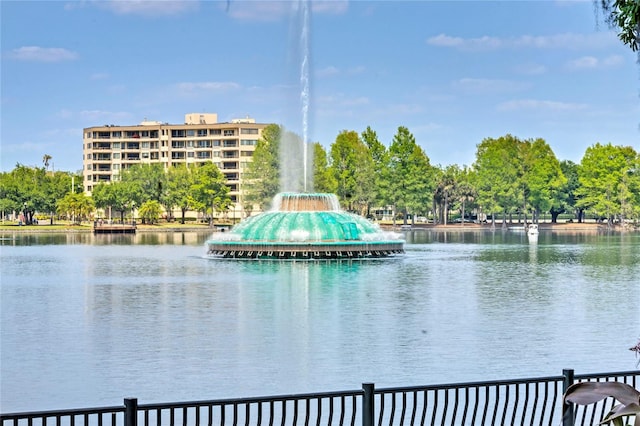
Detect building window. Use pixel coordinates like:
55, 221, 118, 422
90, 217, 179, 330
112, 142, 120, 149
142, 152, 149, 159
210, 129, 221, 135
186, 130, 195, 137
172, 141, 185, 149
223, 140, 238, 147
197, 152, 211, 159
188, 152, 194, 158
197, 129, 207, 137
150, 130, 159, 138
150, 152, 159, 160
223, 129, 235, 136
171, 130, 186, 138
141, 142, 150, 149
86, 132, 92, 139
87, 143, 92, 149
113, 153, 120, 159
213, 140, 221, 146
198, 140, 212, 148
241, 128, 259, 135
241, 139, 257, 146
113, 164, 120, 170
112, 131, 122, 138
241, 151, 253, 157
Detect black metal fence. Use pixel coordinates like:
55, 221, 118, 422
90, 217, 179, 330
1, 369, 637, 426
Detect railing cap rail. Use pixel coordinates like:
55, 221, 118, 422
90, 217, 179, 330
138, 388, 364, 411
1, 405, 124, 420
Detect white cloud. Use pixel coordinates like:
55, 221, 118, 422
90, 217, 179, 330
315, 65, 364, 78
316, 66, 340, 78
565, 54, 625, 70
175, 82, 241, 92
9, 46, 78, 62
311, 1, 348, 15
497, 99, 588, 112
515, 63, 548, 75
227, 0, 347, 21
427, 32, 615, 51
346, 65, 365, 75
453, 78, 530, 94
90, 72, 110, 80
98, 0, 198, 17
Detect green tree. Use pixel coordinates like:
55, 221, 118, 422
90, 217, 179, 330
312, 142, 336, 193
56, 192, 95, 224
361, 126, 390, 215
597, 0, 640, 52
474, 135, 525, 227
92, 181, 135, 223
329, 130, 375, 214
556, 160, 582, 222
433, 165, 458, 224
165, 164, 195, 224
522, 138, 567, 223
388, 126, 434, 224
244, 124, 281, 210
138, 200, 162, 224
190, 162, 231, 225
576, 143, 640, 223
120, 163, 166, 207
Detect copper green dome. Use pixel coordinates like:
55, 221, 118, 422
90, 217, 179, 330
206, 193, 404, 260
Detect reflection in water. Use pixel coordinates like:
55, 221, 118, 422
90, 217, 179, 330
1, 231, 639, 412
0, 231, 212, 246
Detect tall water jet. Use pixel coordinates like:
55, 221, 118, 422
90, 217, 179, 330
300, 0, 310, 192
280, 0, 312, 194
206, 193, 404, 260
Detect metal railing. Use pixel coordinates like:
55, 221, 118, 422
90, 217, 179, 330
1, 369, 637, 426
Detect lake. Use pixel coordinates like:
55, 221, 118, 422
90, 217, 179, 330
1, 229, 639, 412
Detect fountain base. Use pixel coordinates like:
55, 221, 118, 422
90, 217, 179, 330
207, 241, 404, 259
206, 193, 405, 260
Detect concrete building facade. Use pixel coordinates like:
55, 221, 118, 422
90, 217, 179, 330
83, 113, 269, 218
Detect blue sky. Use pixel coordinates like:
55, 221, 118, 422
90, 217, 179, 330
1, 0, 638, 172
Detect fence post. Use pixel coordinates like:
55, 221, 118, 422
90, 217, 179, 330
562, 369, 575, 426
124, 398, 138, 426
362, 383, 375, 426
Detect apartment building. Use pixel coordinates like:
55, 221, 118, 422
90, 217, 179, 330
83, 113, 269, 217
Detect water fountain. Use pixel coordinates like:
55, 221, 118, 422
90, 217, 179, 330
206, 193, 404, 260
206, 0, 403, 260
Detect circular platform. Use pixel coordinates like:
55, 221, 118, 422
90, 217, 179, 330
206, 193, 404, 260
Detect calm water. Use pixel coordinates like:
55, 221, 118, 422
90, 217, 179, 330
1, 230, 639, 412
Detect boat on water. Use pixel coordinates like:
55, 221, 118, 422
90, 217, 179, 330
527, 223, 539, 235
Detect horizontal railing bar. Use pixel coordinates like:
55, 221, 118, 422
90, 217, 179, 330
574, 370, 639, 380
137, 389, 363, 411
374, 375, 565, 394
0, 405, 124, 420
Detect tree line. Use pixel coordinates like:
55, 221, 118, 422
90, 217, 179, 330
0, 162, 231, 225
244, 124, 640, 226
1, 127, 638, 227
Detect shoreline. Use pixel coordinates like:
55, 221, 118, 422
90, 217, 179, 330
1, 221, 636, 234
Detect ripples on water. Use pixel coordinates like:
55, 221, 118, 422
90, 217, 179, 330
1, 230, 639, 411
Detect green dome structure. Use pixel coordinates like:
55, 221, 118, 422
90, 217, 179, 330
206, 193, 404, 260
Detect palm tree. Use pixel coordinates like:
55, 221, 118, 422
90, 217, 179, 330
42, 154, 52, 171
